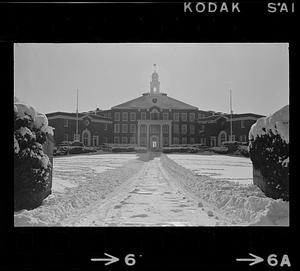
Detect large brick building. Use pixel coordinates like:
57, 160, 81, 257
47, 67, 264, 150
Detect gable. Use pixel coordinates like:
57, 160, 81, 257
111, 93, 198, 110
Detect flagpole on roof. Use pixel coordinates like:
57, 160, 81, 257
76, 89, 79, 140
230, 88, 233, 141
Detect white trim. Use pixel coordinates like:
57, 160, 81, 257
47, 114, 112, 124
198, 116, 260, 124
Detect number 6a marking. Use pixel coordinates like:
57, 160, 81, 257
125, 254, 136, 266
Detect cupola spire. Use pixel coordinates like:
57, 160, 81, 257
150, 64, 160, 94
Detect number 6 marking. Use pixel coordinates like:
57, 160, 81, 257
125, 254, 136, 266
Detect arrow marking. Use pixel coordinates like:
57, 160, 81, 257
91, 253, 119, 266
236, 253, 264, 266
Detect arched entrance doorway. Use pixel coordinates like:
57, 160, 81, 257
150, 135, 159, 151
218, 130, 227, 146
82, 129, 91, 146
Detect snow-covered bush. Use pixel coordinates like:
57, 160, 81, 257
162, 146, 198, 153
249, 105, 289, 201
14, 102, 53, 210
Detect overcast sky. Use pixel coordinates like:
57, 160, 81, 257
14, 43, 289, 116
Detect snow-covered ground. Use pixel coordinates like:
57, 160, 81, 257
163, 154, 289, 226
52, 154, 138, 193
14, 153, 289, 227
167, 154, 253, 184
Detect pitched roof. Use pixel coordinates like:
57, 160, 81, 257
46, 111, 111, 121
111, 93, 198, 110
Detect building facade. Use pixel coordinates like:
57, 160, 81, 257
47, 112, 113, 146
47, 67, 264, 149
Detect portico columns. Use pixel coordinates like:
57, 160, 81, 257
137, 124, 140, 147
168, 123, 172, 146
146, 124, 149, 149
160, 125, 163, 148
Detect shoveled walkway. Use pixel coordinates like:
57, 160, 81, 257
64, 157, 221, 226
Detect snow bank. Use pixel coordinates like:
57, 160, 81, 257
162, 155, 289, 226
249, 105, 289, 143
14, 102, 54, 136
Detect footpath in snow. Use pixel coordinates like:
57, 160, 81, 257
63, 156, 223, 226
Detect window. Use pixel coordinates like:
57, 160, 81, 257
130, 136, 135, 144
173, 112, 179, 121
92, 135, 99, 146
63, 133, 68, 141
182, 137, 187, 144
240, 135, 247, 142
173, 137, 179, 144
140, 136, 147, 147
210, 136, 217, 147
198, 113, 204, 119
114, 112, 120, 121
150, 125, 159, 133
173, 124, 179, 134
163, 137, 169, 146
141, 112, 146, 120
200, 138, 206, 145
122, 124, 128, 133
189, 113, 195, 121
190, 125, 195, 135
114, 124, 120, 133
114, 137, 119, 144
190, 137, 195, 144
107, 112, 112, 119
130, 124, 136, 133
162, 125, 169, 134
229, 135, 236, 141
63, 119, 68, 127
150, 109, 159, 120
83, 132, 89, 146
122, 112, 128, 121
163, 112, 169, 120
241, 120, 245, 128
181, 112, 187, 121
73, 134, 80, 141
104, 123, 108, 131
122, 137, 127, 144
103, 137, 108, 143
130, 112, 136, 121
140, 125, 146, 133
181, 124, 187, 135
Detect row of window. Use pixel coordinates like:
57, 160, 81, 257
114, 112, 198, 122
114, 124, 136, 133
173, 124, 195, 135
114, 124, 196, 135
114, 136, 136, 144
63, 119, 108, 130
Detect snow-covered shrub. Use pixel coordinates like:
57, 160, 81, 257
209, 146, 229, 154
249, 105, 289, 201
14, 103, 53, 211
162, 147, 198, 153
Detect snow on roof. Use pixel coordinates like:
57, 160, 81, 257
249, 105, 289, 143
111, 93, 198, 110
